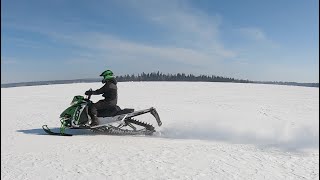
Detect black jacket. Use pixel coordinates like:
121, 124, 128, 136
92, 79, 118, 104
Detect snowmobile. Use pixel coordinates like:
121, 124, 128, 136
42, 91, 162, 136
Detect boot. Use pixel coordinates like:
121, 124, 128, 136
90, 115, 99, 126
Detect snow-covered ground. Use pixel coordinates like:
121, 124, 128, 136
1, 82, 319, 179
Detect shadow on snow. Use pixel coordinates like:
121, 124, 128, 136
17, 127, 95, 136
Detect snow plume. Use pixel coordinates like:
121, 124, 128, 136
159, 122, 319, 151
121, 81, 319, 151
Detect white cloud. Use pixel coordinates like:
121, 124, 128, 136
59, 32, 237, 68
1, 57, 19, 65
238, 27, 267, 41
125, 0, 234, 57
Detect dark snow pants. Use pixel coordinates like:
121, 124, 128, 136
90, 99, 117, 117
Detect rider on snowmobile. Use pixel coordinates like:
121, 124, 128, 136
85, 70, 118, 126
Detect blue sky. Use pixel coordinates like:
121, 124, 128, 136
1, 0, 319, 83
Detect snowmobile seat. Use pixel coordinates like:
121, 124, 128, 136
97, 106, 134, 117
114, 108, 134, 116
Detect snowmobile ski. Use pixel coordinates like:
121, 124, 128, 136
42, 125, 72, 136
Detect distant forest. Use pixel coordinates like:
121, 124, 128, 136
116, 72, 252, 83
116, 72, 318, 87
1, 72, 318, 88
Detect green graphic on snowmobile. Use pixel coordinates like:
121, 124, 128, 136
59, 95, 89, 127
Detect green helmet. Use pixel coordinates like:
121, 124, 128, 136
100, 70, 114, 83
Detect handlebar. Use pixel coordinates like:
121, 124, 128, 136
85, 88, 93, 100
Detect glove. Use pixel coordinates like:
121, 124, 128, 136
85, 90, 93, 95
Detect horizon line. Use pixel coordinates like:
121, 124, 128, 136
2, 72, 319, 85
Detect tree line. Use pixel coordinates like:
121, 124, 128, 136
116, 72, 252, 83
115, 72, 318, 87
